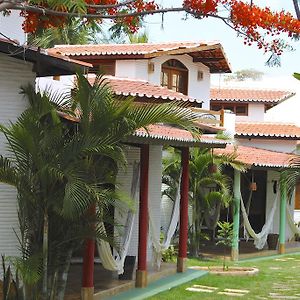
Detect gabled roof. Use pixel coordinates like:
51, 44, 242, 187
0, 38, 92, 76
235, 122, 300, 139
88, 75, 200, 103
215, 144, 297, 168
211, 87, 294, 104
49, 41, 231, 73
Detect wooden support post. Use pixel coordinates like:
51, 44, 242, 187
177, 147, 189, 273
136, 144, 149, 288
220, 108, 225, 127
279, 179, 287, 254
231, 169, 241, 261
81, 205, 96, 300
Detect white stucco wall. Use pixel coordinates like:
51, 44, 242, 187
235, 103, 265, 122
115, 54, 210, 108
223, 110, 236, 137
36, 75, 75, 93
0, 11, 26, 44
236, 138, 297, 154
115, 146, 140, 257
266, 170, 293, 241
115, 145, 163, 263
0, 54, 35, 258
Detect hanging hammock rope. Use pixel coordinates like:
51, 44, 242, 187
286, 205, 300, 235
204, 201, 221, 230
149, 171, 182, 268
240, 191, 279, 249
97, 161, 140, 274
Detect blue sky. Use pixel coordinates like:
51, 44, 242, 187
144, 0, 299, 78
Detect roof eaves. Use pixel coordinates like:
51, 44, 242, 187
236, 133, 300, 139
0, 40, 92, 76
126, 133, 227, 148
143, 44, 221, 58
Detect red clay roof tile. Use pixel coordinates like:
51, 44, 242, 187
51, 41, 218, 57
215, 144, 297, 168
235, 122, 300, 139
211, 88, 294, 103
134, 124, 227, 146
88, 75, 199, 103
48, 41, 231, 73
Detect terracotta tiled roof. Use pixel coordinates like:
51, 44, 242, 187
132, 124, 227, 146
51, 42, 205, 56
235, 122, 300, 139
88, 75, 199, 103
211, 88, 294, 104
48, 41, 231, 73
215, 144, 297, 168
58, 110, 227, 147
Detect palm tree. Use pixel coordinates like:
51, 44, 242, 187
28, 18, 100, 48
163, 147, 245, 257
128, 31, 149, 43
0, 72, 199, 299
294, 72, 300, 80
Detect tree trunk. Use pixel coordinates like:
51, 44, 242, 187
56, 248, 73, 300
42, 210, 48, 299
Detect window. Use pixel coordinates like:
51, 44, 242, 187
161, 59, 188, 95
211, 102, 248, 116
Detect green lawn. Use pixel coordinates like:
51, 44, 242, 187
147, 254, 300, 299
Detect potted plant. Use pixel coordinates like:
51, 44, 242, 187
267, 233, 279, 250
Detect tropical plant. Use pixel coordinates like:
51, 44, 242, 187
163, 147, 245, 257
0, 71, 199, 299
128, 31, 149, 43
27, 18, 99, 48
216, 221, 234, 271
294, 72, 300, 80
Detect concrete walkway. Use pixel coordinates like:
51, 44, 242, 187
106, 269, 208, 300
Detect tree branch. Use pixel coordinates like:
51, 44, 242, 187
292, 0, 300, 20
86, 0, 135, 9
8, 4, 187, 18
4, 2, 231, 24
0, 0, 24, 11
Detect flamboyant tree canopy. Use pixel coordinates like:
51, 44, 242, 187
1, 0, 300, 55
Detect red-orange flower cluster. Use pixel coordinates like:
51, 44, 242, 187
184, 0, 218, 15
229, 0, 300, 54
21, 2, 67, 33
20, 0, 300, 55
183, 0, 300, 55
21, 0, 158, 33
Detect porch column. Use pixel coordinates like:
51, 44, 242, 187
81, 206, 96, 300
136, 144, 149, 288
279, 180, 287, 254
177, 147, 189, 273
231, 169, 241, 261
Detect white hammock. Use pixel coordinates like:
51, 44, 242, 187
97, 162, 140, 274
149, 172, 182, 268
286, 205, 300, 235
240, 192, 278, 249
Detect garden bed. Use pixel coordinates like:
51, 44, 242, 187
189, 266, 259, 276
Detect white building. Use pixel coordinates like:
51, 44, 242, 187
211, 86, 300, 241
0, 38, 91, 260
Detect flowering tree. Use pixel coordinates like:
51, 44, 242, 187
0, 0, 300, 56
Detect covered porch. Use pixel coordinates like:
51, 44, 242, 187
76, 125, 227, 299
215, 144, 300, 261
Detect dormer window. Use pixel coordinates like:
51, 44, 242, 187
161, 59, 188, 95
